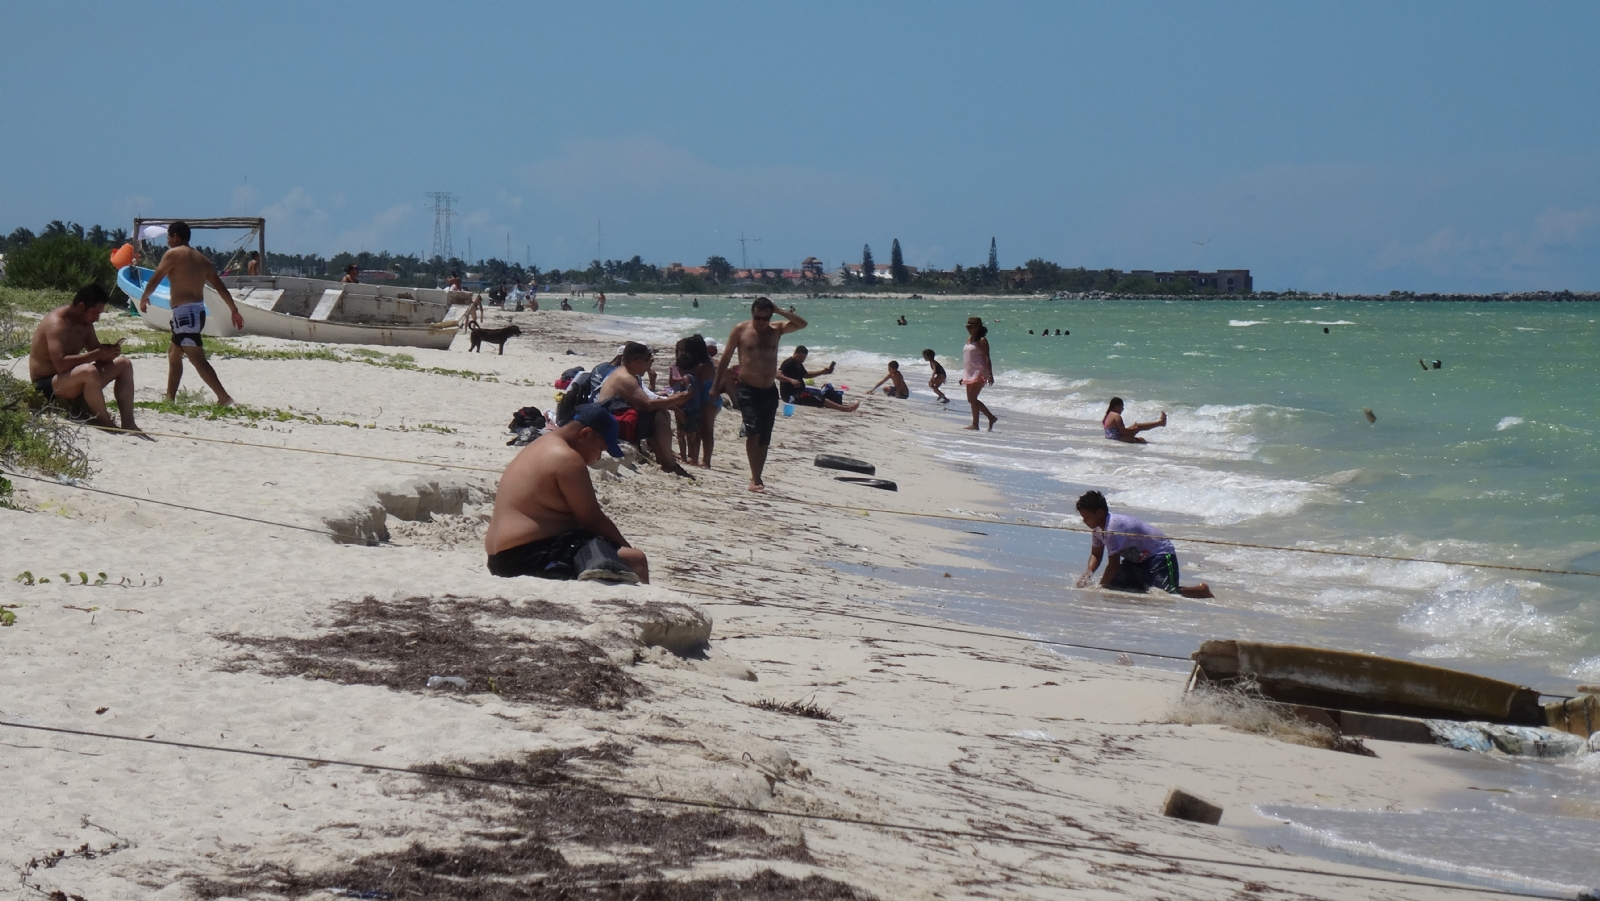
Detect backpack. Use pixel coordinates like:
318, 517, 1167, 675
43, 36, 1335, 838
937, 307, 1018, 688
554, 362, 617, 425
509, 406, 546, 431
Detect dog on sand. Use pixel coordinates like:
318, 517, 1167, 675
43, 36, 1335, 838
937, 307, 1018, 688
468, 322, 521, 354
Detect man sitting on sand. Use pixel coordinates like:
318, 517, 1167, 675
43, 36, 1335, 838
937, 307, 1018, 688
1073, 490, 1213, 598
778, 346, 858, 412
138, 220, 245, 405
1102, 397, 1166, 444
28, 284, 144, 435
871, 360, 910, 399
484, 404, 648, 583
595, 341, 694, 477
717, 298, 809, 491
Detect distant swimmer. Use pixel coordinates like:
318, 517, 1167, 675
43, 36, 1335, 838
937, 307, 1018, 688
922, 348, 949, 403
897, 315, 908, 326
692, 298, 700, 308
1102, 397, 1165, 443
1364, 408, 1377, 423
871, 360, 910, 399
1073, 490, 1214, 598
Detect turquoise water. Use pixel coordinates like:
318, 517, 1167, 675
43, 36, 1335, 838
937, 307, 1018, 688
592, 295, 1600, 689
591, 293, 1600, 891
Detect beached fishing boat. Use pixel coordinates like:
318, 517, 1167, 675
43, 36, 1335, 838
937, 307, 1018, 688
117, 266, 470, 350
1190, 639, 1549, 724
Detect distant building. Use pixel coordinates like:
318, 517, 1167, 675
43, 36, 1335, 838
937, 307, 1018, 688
800, 257, 827, 282
1136, 269, 1252, 293
837, 262, 919, 285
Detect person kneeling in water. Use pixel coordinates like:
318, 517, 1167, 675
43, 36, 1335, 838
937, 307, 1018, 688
1073, 490, 1212, 598
484, 404, 649, 583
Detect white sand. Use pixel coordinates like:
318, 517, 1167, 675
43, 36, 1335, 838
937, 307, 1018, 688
0, 309, 1497, 899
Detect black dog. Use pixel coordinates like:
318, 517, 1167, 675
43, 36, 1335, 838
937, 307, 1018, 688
468, 322, 522, 354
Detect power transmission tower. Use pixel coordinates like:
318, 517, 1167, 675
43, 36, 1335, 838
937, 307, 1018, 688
738, 231, 761, 270
426, 192, 457, 260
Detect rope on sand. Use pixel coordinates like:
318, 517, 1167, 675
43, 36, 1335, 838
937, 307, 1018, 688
764, 493, 1600, 580
0, 469, 392, 545
0, 718, 1573, 900
45, 425, 1600, 579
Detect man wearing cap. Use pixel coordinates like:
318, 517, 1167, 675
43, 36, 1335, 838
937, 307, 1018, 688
484, 404, 649, 583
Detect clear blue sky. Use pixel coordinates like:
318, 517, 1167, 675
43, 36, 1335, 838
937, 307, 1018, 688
3, 2, 1596, 292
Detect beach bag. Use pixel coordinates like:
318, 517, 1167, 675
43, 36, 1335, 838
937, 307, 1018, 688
575, 536, 639, 584
509, 406, 546, 431
554, 363, 615, 425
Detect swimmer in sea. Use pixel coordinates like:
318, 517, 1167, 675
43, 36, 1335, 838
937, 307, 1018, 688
1101, 397, 1166, 444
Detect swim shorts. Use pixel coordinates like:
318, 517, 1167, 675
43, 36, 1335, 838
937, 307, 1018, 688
1107, 552, 1182, 595
600, 397, 654, 444
737, 383, 780, 446
170, 303, 206, 348
32, 375, 55, 400
487, 529, 598, 579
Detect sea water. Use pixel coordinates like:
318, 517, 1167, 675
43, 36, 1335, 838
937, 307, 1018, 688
595, 294, 1600, 687
593, 293, 1600, 891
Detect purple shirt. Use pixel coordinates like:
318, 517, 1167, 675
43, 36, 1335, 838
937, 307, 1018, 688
1092, 513, 1176, 561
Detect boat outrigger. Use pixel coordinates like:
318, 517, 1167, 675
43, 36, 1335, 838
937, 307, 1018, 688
119, 217, 469, 350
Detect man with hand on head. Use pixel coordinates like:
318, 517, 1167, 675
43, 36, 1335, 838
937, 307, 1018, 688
28, 284, 146, 437
139, 220, 244, 405
484, 404, 649, 583
1074, 490, 1213, 598
716, 297, 808, 491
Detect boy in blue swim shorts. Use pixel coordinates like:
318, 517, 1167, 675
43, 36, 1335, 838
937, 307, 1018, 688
1073, 490, 1214, 598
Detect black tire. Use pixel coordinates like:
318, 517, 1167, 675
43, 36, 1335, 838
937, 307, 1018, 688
815, 454, 875, 475
835, 476, 897, 491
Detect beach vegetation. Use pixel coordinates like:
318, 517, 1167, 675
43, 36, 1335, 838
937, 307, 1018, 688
0, 370, 94, 483
860, 244, 876, 285
749, 697, 838, 721
2, 234, 116, 292
890, 238, 908, 285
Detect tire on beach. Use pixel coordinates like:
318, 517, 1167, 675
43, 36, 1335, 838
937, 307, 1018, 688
815, 454, 875, 475
834, 476, 897, 491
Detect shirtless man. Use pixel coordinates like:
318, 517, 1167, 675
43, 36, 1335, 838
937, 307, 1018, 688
594, 342, 692, 476
715, 297, 806, 491
246, 251, 260, 275
484, 404, 648, 583
138, 221, 244, 405
28, 284, 144, 435
341, 265, 360, 284
871, 360, 910, 399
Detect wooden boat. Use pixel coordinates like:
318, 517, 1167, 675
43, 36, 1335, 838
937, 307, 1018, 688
1191, 639, 1548, 725
117, 267, 470, 350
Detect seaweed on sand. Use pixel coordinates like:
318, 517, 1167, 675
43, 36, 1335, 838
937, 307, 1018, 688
219, 595, 642, 710
189, 745, 869, 900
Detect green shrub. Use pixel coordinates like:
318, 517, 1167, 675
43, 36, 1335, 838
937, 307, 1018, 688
0, 285, 74, 316
0, 371, 93, 481
3, 235, 115, 292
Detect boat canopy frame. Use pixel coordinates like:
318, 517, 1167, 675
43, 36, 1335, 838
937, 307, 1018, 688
133, 217, 266, 274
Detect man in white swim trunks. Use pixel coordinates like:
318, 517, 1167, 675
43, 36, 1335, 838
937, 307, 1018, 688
138, 220, 245, 405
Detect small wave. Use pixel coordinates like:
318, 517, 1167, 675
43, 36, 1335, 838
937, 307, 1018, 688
1400, 580, 1572, 659
1496, 416, 1525, 431
585, 314, 710, 345
1569, 656, 1600, 682
1229, 320, 1268, 327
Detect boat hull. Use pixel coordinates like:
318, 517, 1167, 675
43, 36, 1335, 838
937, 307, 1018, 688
116, 267, 463, 350
117, 266, 241, 337
1191, 639, 1546, 724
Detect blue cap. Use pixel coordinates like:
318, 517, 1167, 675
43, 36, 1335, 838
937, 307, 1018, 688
572, 404, 624, 458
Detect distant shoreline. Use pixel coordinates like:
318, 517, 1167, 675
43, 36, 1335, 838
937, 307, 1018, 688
606, 288, 1600, 303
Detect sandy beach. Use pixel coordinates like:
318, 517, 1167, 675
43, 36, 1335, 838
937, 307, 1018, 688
1, 306, 1527, 900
